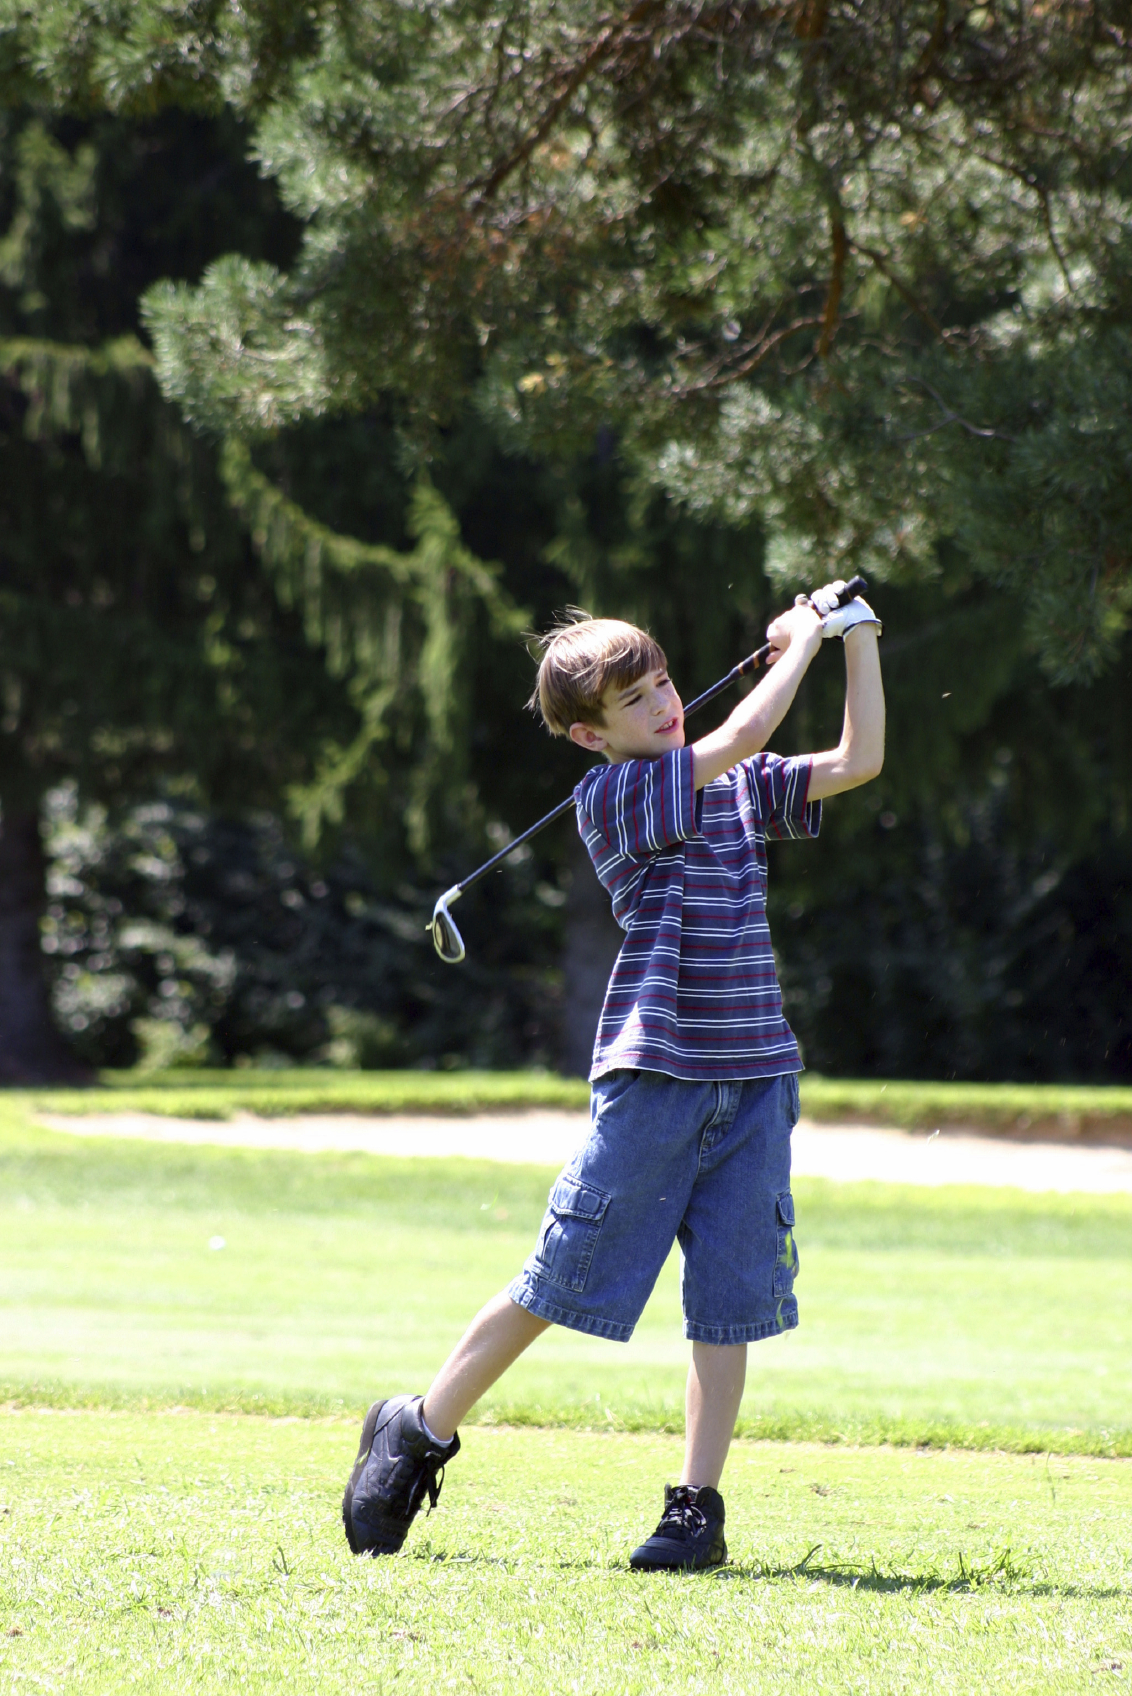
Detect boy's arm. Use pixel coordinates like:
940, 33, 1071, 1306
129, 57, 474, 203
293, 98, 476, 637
805, 623, 885, 801
691, 603, 824, 790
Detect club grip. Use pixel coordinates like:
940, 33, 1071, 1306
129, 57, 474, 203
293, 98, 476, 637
837, 574, 868, 605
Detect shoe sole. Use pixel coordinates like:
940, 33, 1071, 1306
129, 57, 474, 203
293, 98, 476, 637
629, 1538, 727, 1572
342, 1399, 387, 1555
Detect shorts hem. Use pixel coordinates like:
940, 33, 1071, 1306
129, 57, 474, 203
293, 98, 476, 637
683, 1309, 798, 1345
508, 1276, 635, 1343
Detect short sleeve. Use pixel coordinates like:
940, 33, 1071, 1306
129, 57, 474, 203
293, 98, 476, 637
576, 748, 697, 856
743, 753, 821, 841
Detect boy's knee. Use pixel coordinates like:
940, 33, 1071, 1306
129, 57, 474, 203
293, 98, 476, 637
506, 1295, 553, 1337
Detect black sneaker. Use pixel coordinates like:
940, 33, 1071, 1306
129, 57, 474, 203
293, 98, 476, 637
629, 1484, 727, 1571
342, 1395, 460, 1556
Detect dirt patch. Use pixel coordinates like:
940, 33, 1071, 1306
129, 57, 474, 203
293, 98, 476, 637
35, 1110, 1132, 1194
806, 1109, 1132, 1149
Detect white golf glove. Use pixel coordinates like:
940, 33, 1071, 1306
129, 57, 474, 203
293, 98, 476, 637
804, 579, 882, 640
821, 596, 882, 640
807, 579, 849, 616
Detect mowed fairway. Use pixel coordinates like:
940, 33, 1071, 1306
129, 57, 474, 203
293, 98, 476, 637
2, 1104, 1132, 1692
2, 1415, 1131, 1694
3, 1109, 1132, 1446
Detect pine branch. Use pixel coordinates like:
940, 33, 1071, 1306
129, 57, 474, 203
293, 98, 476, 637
220, 438, 525, 854
850, 243, 946, 339
818, 212, 848, 358
671, 312, 827, 394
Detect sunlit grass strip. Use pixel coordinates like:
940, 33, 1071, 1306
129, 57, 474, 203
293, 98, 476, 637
800, 1076, 1132, 1137
4, 1418, 1128, 1694
25, 1068, 592, 1120
3, 1377, 1130, 1460
4, 1125, 1131, 1458
481, 1402, 1132, 1460
16, 1068, 1132, 1134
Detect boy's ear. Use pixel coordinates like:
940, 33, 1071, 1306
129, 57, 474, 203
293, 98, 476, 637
569, 720, 608, 752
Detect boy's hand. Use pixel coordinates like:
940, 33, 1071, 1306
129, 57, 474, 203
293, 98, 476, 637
805, 577, 882, 640
808, 579, 849, 616
765, 601, 822, 665
820, 596, 882, 641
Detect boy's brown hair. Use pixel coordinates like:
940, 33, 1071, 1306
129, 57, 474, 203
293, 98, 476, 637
528, 612, 668, 737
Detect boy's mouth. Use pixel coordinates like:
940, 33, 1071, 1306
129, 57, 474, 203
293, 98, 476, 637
655, 716, 681, 736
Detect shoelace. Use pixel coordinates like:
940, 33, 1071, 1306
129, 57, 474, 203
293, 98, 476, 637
658, 1491, 708, 1538
407, 1453, 448, 1519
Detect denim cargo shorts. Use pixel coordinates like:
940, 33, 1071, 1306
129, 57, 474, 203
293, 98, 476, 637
508, 1068, 801, 1345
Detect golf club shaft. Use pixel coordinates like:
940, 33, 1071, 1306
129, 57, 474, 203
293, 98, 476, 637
679, 643, 772, 719
452, 575, 867, 898
454, 795, 577, 896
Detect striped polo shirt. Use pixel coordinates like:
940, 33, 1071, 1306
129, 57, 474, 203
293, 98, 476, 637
576, 745, 820, 1082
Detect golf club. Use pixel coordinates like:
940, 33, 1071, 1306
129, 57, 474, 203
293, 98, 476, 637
428, 575, 869, 963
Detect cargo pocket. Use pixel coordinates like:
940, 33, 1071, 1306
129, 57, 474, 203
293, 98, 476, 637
533, 1174, 611, 1294
773, 1191, 799, 1297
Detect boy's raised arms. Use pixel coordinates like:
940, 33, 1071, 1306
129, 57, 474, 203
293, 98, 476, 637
567, 594, 884, 795
689, 602, 825, 790
803, 622, 885, 800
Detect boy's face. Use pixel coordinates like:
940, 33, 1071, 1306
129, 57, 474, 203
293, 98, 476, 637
568, 667, 684, 763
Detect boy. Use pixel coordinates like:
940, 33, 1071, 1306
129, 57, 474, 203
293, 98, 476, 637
343, 583, 884, 1570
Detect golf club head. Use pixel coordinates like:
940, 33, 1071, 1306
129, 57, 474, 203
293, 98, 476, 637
428, 886, 466, 964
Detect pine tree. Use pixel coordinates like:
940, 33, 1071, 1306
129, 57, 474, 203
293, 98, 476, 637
7, 2, 1132, 1080
0, 104, 337, 1077
0, 97, 519, 1077
26, 0, 1124, 678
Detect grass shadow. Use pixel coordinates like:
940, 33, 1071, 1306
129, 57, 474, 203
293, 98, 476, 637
723, 1543, 1127, 1599
414, 1541, 1129, 1599
408, 1547, 1128, 1599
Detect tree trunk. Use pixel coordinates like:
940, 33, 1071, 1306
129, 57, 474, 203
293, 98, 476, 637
559, 831, 624, 1078
0, 804, 89, 1083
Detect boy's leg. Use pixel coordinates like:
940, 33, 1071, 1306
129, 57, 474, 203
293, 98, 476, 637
632, 1075, 798, 1573
423, 1293, 551, 1441
343, 1293, 549, 1557
347, 1069, 720, 1563
628, 1341, 744, 1573
680, 1341, 747, 1490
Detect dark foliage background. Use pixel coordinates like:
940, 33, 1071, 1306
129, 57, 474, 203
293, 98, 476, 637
2, 13, 1130, 1081
767, 582, 1132, 1081
44, 787, 562, 1071
43, 542, 1132, 1082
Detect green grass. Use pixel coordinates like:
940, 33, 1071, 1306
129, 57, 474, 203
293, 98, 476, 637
27, 1067, 591, 1120
3, 1109, 1131, 1456
16, 1067, 1132, 1137
800, 1076, 1132, 1139
3, 1105, 1131, 1691
1, 1413, 1129, 1694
